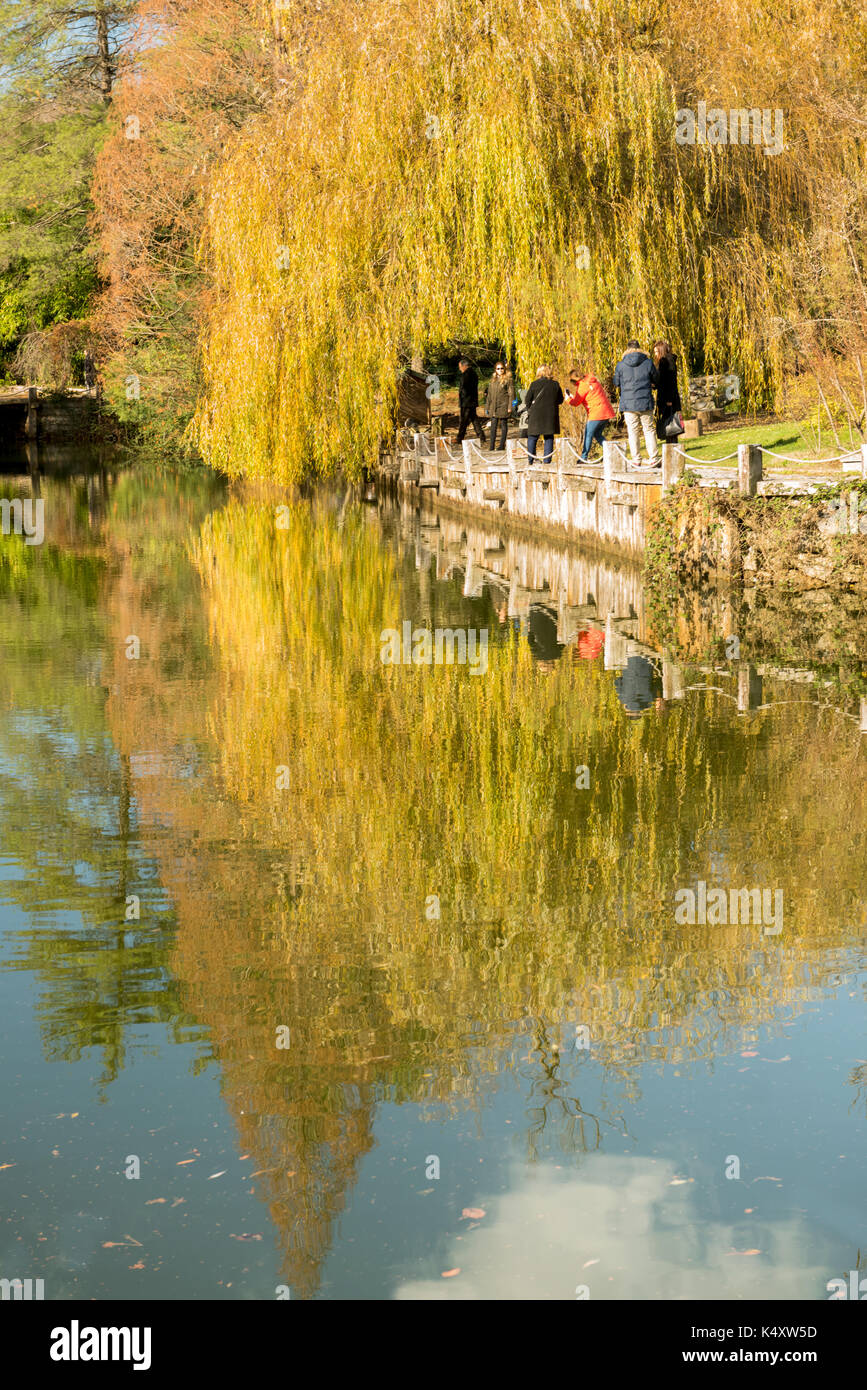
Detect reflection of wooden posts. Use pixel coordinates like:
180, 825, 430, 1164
738, 444, 762, 498
463, 552, 484, 598
860, 697, 867, 733
662, 658, 684, 700
507, 570, 529, 619
737, 663, 762, 713
25, 439, 40, 496
661, 442, 683, 496
26, 387, 38, 440
603, 612, 627, 670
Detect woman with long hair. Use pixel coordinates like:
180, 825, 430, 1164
652, 340, 681, 439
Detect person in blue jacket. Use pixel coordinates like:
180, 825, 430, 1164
613, 340, 660, 467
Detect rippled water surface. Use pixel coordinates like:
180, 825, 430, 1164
0, 461, 865, 1300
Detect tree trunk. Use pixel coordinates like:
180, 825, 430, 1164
96, 6, 113, 103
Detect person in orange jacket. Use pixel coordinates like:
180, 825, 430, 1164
565, 368, 616, 461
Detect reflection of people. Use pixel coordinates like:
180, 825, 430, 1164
574, 628, 604, 660
528, 608, 563, 664
614, 654, 663, 716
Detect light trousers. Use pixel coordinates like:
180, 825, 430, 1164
623, 410, 658, 464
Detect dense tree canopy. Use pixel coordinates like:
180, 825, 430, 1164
0, 1, 140, 374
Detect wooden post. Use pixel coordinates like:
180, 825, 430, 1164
861, 443, 867, 479
738, 444, 762, 497
661, 442, 683, 496
461, 440, 473, 492
860, 697, 867, 733
26, 387, 38, 440
602, 439, 616, 499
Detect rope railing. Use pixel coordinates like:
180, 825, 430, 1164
673, 445, 739, 462
758, 445, 859, 464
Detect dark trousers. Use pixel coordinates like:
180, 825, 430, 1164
581, 418, 608, 460
489, 416, 508, 450
457, 404, 486, 444
527, 433, 554, 466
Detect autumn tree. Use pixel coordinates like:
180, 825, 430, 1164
0, 1, 142, 378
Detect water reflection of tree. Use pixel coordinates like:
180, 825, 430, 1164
0, 472, 221, 1091
114, 490, 867, 1292
8, 474, 864, 1296
523, 1018, 617, 1162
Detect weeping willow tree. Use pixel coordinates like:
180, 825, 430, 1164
190, 0, 867, 481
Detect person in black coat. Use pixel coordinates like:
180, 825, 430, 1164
522, 365, 564, 467
652, 341, 682, 439
456, 358, 487, 445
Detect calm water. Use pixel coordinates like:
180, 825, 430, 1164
0, 460, 865, 1301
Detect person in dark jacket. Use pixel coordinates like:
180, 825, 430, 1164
484, 361, 513, 451
613, 340, 660, 466
456, 357, 487, 445
523, 365, 563, 467
652, 340, 682, 439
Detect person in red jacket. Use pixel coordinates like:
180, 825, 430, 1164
565, 369, 616, 461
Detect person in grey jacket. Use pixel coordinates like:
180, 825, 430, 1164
613, 340, 660, 466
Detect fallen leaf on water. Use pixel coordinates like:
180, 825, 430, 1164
176, 1159, 196, 1166
229, 1233, 263, 1242
669, 1178, 693, 1186
760, 1055, 791, 1063
460, 1207, 486, 1220
102, 1241, 127, 1248
124, 1235, 143, 1247
0, 1163, 16, 1171
145, 1199, 166, 1206
70, 1113, 79, 1118
726, 1249, 762, 1256
171, 1199, 185, 1207
582, 1259, 599, 1268
740, 1051, 759, 1057
441, 1268, 461, 1278
286, 1171, 296, 1178
744, 1208, 754, 1213
128, 1261, 145, 1270
208, 1171, 226, 1180
239, 1155, 250, 1161
753, 1176, 782, 1183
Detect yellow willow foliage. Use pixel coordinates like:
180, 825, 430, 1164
191, 0, 866, 482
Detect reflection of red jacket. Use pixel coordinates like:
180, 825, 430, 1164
576, 629, 604, 660
566, 375, 615, 421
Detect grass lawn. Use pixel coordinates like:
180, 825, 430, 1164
677, 418, 862, 473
